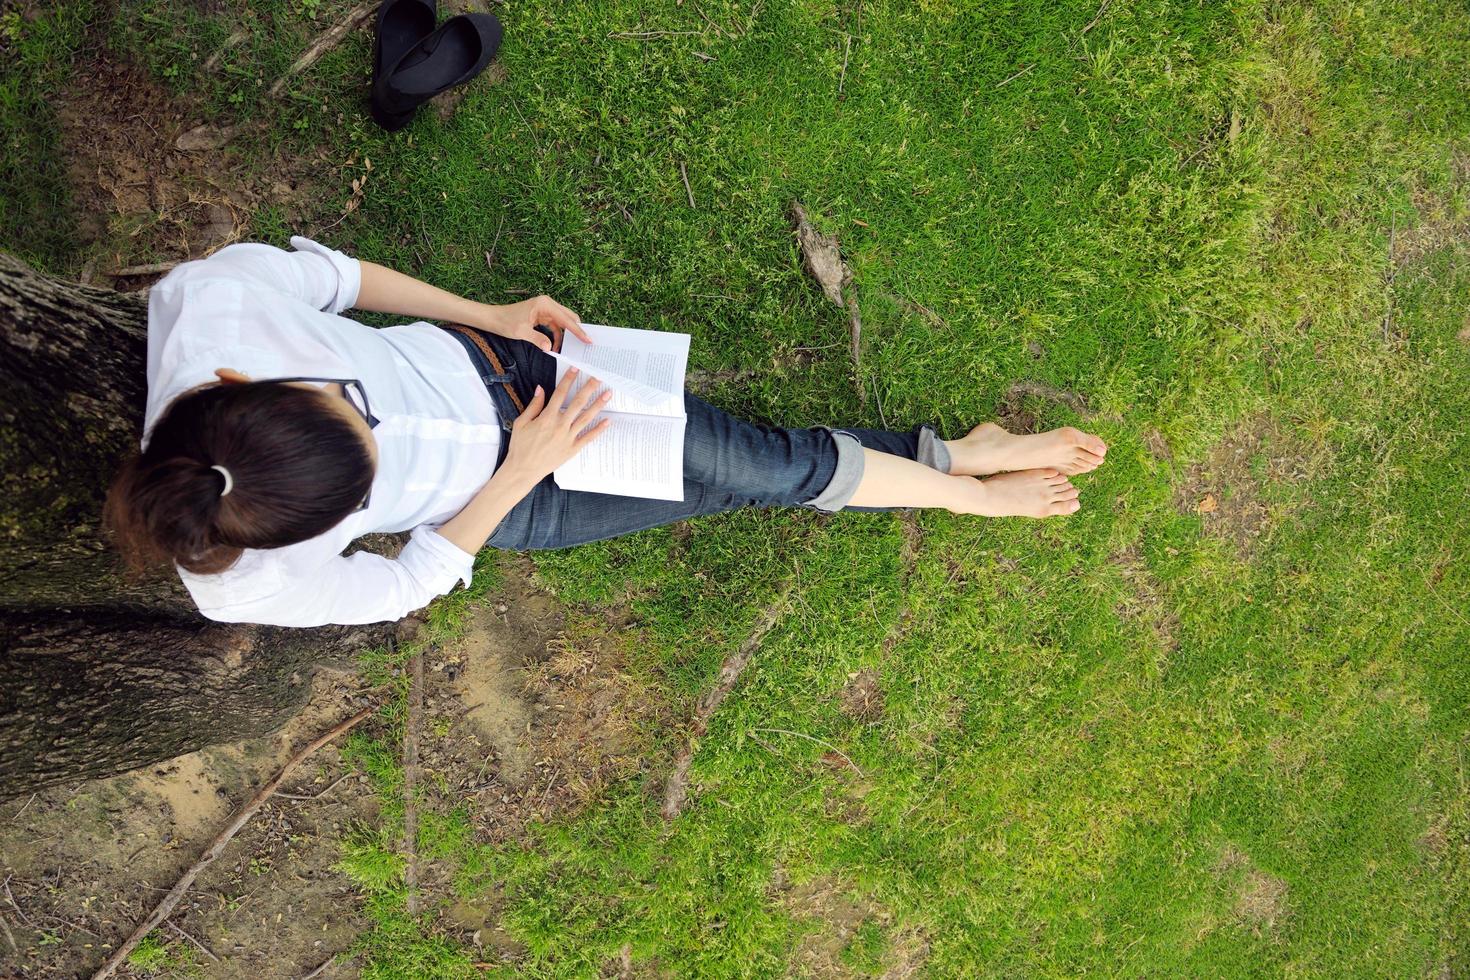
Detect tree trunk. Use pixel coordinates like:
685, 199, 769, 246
0, 252, 398, 797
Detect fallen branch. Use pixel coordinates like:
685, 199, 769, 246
791, 202, 865, 402
299, 954, 343, 980
662, 591, 791, 819
844, 285, 865, 403
110, 261, 179, 278
202, 29, 251, 73
268, 1, 378, 98
177, 0, 375, 153
91, 707, 375, 980
403, 650, 424, 916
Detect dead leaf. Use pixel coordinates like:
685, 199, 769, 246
1198, 494, 1219, 514
791, 202, 849, 307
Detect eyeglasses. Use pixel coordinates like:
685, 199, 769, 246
257, 377, 378, 513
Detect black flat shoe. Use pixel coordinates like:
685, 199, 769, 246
371, 0, 436, 129
371, 12, 502, 131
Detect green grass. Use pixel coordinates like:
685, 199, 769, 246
5, 0, 1470, 975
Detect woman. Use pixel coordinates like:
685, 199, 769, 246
106, 238, 1106, 628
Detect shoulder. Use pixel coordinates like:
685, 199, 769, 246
179, 527, 354, 619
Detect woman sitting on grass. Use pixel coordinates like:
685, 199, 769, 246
106, 238, 1107, 628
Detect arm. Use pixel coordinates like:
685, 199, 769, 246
433, 365, 612, 554
354, 260, 592, 352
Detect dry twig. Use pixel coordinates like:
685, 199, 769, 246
274, 772, 351, 802
1080, 0, 1113, 36
679, 161, 696, 208
995, 63, 1036, 88
1382, 214, 1398, 343
90, 707, 375, 980
166, 921, 220, 963
608, 29, 701, 39
750, 727, 865, 777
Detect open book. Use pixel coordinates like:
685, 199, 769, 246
550, 324, 691, 501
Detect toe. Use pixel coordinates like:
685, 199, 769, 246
1081, 433, 1107, 456
1049, 498, 1082, 516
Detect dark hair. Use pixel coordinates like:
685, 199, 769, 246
105, 382, 375, 575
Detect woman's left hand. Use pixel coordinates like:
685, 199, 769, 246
480, 295, 591, 353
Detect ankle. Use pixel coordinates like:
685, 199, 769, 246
948, 476, 990, 516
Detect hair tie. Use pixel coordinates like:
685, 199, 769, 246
210, 464, 234, 497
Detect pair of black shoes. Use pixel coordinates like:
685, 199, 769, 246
370, 0, 502, 131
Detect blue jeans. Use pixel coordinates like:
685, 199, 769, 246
445, 329, 952, 550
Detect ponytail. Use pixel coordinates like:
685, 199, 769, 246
105, 382, 374, 575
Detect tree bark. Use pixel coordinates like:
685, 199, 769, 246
0, 252, 397, 797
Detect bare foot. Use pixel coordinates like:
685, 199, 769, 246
946, 422, 1107, 477
955, 468, 1081, 518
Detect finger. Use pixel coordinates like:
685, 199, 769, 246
571, 388, 614, 430
574, 417, 613, 445
566, 317, 593, 345
526, 327, 553, 353
565, 376, 603, 418
539, 300, 590, 344
516, 385, 546, 424
546, 368, 578, 412
542, 299, 583, 334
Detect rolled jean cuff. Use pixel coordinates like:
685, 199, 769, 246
917, 424, 952, 474
805, 430, 866, 513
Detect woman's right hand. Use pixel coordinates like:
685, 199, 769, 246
499, 367, 612, 487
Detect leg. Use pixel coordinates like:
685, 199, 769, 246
486, 395, 1080, 550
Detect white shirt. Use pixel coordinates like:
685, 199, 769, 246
145, 237, 502, 627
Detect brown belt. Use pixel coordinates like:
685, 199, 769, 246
445, 324, 525, 415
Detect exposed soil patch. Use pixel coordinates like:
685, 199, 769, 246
0, 564, 666, 977
775, 872, 929, 978
425, 566, 666, 839
413, 562, 669, 961
0, 670, 377, 979
1110, 543, 1180, 654
1393, 153, 1470, 267
1143, 427, 1172, 463
53, 46, 338, 283
838, 670, 886, 725
1174, 415, 1329, 555
1217, 845, 1289, 934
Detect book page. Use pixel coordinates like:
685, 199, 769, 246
553, 413, 687, 501
552, 324, 689, 418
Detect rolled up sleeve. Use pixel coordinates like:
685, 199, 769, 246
156, 237, 360, 314
195, 527, 476, 627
